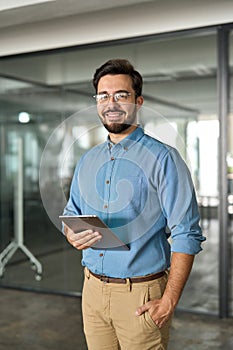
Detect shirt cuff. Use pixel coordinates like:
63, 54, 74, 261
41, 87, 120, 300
171, 238, 204, 255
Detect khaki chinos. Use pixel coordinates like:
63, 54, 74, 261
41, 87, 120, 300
82, 268, 172, 350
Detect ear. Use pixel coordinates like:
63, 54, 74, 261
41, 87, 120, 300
136, 96, 144, 110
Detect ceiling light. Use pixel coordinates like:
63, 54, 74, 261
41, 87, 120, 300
18, 112, 30, 123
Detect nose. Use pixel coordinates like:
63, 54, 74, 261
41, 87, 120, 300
108, 94, 117, 103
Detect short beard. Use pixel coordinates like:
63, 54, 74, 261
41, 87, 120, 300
103, 123, 132, 134
101, 107, 137, 134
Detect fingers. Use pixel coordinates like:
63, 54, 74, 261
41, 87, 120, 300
65, 225, 102, 250
75, 230, 102, 250
135, 300, 168, 328
135, 302, 150, 316
154, 317, 165, 328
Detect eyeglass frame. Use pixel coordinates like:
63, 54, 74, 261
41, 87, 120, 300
93, 91, 136, 103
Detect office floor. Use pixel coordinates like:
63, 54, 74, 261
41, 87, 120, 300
0, 287, 232, 350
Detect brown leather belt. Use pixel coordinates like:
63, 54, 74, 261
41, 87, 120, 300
89, 270, 165, 284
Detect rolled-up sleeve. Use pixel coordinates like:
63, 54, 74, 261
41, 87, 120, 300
157, 148, 206, 255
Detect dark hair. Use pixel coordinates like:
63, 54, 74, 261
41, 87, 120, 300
93, 59, 143, 97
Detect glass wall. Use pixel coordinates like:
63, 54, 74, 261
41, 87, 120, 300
0, 80, 90, 294
229, 31, 233, 317
0, 28, 225, 315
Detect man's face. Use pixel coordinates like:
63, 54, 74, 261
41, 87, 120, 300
96, 74, 143, 134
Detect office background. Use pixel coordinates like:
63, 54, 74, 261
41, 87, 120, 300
0, 0, 233, 319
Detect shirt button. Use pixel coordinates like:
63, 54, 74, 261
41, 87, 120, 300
106, 180, 110, 184
110, 157, 115, 161
104, 204, 108, 209
99, 253, 104, 257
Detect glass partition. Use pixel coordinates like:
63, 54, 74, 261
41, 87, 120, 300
0, 79, 91, 294
0, 30, 220, 314
229, 31, 233, 316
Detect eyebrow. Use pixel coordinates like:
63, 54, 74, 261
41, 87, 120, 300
97, 89, 130, 94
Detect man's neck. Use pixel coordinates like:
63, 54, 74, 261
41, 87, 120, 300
109, 125, 138, 144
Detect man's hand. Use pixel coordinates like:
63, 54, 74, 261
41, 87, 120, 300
135, 252, 195, 328
64, 224, 102, 250
135, 296, 174, 328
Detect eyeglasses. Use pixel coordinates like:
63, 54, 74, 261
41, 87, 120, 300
93, 92, 133, 103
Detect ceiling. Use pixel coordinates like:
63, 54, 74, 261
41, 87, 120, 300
0, 0, 158, 28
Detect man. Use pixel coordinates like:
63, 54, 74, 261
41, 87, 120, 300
63, 59, 205, 350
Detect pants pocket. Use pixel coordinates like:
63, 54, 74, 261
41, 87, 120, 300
144, 308, 159, 330
142, 286, 160, 330
142, 277, 167, 330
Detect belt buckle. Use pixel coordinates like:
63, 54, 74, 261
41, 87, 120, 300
100, 275, 109, 283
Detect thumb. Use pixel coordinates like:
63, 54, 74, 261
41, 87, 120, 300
135, 302, 150, 316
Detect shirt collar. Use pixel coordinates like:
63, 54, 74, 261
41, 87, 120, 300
107, 126, 144, 151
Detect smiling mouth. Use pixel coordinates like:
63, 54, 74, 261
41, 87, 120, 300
103, 110, 125, 121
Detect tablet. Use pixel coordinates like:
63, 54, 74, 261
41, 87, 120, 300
59, 215, 129, 250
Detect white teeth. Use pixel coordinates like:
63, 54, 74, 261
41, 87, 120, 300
105, 111, 123, 118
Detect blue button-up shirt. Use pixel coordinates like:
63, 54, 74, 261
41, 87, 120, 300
63, 127, 205, 278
